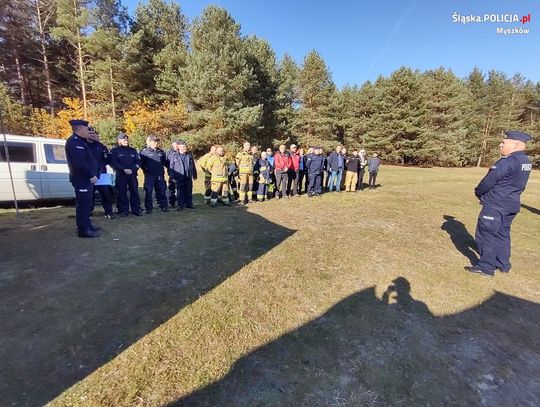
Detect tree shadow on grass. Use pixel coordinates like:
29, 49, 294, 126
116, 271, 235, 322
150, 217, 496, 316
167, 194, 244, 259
441, 215, 478, 265
174, 277, 540, 406
0, 205, 295, 407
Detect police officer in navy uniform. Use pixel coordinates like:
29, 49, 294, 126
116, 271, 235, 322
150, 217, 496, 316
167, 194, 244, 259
168, 140, 197, 210
109, 132, 143, 217
467, 130, 533, 277
65, 119, 99, 238
306, 146, 325, 197
87, 127, 115, 219
140, 135, 169, 213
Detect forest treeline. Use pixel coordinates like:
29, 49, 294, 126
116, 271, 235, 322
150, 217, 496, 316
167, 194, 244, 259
1, 0, 539, 165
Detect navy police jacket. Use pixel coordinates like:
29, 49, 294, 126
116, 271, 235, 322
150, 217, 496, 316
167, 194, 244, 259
169, 152, 197, 182
87, 140, 109, 174
65, 134, 97, 186
109, 146, 141, 175
140, 147, 167, 176
474, 151, 532, 213
255, 158, 272, 183
306, 154, 325, 174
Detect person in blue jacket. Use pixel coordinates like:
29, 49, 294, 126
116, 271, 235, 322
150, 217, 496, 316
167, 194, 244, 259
65, 119, 99, 237
140, 135, 169, 214
255, 151, 273, 201
87, 127, 114, 219
306, 146, 325, 197
467, 131, 533, 277
168, 140, 197, 210
326, 145, 344, 192
109, 132, 142, 217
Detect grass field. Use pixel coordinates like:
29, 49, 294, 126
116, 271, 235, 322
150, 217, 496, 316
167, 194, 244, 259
1, 166, 539, 407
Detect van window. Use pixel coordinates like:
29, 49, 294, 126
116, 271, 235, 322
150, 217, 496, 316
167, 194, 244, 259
0, 142, 36, 163
44, 143, 67, 164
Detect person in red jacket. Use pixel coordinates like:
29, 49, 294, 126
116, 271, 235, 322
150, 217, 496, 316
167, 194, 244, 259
287, 144, 302, 197
274, 144, 292, 199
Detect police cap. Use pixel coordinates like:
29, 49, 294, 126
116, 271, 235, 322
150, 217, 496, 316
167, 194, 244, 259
69, 119, 89, 127
504, 131, 533, 143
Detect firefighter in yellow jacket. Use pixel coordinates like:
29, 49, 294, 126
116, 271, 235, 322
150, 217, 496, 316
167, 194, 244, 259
206, 145, 230, 207
198, 145, 216, 204
236, 141, 255, 205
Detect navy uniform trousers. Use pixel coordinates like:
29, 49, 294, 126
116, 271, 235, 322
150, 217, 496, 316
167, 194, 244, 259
116, 173, 141, 214
144, 174, 168, 210
73, 182, 94, 231
308, 172, 322, 194
176, 179, 194, 208
475, 205, 516, 274
93, 185, 114, 215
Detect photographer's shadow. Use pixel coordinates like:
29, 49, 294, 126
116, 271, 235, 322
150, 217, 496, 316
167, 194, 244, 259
441, 215, 478, 265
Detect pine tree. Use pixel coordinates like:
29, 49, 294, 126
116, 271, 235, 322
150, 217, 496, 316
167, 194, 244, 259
366, 68, 425, 164
179, 6, 262, 152
130, 0, 188, 99
420, 68, 472, 166
294, 50, 337, 149
275, 53, 299, 146
52, 0, 91, 118
244, 35, 278, 147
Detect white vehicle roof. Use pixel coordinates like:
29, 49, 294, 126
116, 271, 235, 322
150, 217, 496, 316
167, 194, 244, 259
1, 134, 67, 144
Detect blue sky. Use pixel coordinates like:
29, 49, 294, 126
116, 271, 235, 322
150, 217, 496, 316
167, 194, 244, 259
123, 0, 539, 87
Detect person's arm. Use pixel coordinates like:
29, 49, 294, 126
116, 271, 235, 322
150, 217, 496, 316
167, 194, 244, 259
192, 155, 198, 180
139, 150, 148, 172
67, 141, 96, 179
108, 149, 123, 171
131, 151, 141, 173
474, 159, 512, 198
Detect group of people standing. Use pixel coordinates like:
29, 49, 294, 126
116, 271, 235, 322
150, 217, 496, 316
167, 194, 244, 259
65, 118, 382, 237
200, 142, 382, 206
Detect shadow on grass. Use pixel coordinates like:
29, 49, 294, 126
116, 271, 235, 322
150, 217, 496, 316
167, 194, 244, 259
173, 278, 540, 406
0, 204, 295, 407
441, 215, 478, 265
521, 203, 540, 215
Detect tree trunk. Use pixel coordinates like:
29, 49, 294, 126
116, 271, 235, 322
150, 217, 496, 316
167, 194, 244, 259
35, 0, 55, 117
109, 60, 116, 120
77, 38, 88, 119
14, 51, 27, 105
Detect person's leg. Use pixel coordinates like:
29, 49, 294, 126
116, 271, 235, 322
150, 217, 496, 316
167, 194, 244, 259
156, 176, 168, 209
186, 178, 194, 207
97, 186, 113, 215
328, 171, 335, 192
474, 207, 502, 274
282, 171, 289, 197
368, 171, 374, 188
168, 179, 176, 207
221, 182, 230, 205
315, 173, 322, 194
210, 181, 220, 206
351, 172, 358, 192
128, 175, 141, 214
344, 171, 352, 191
372, 171, 378, 188
177, 181, 186, 209
496, 213, 516, 272
257, 181, 266, 201
144, 174, 154, 212
248, 174, 255, 202
337, 168, 343, 191
204, 175, 212, 204
116, 175, 128, 214
74, 183, 93, 231
357, 170, 364, 191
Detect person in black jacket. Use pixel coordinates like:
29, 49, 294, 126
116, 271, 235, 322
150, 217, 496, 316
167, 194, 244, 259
140, 135, 169, 214
109, 132, 142, 216
344, 150, 360, 192
87, 127, 114, 219
168, 140, 197, 210
65, 119, 99, 237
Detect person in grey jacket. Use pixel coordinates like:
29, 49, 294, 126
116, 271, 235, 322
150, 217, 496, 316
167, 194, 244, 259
367, 152, 381, 190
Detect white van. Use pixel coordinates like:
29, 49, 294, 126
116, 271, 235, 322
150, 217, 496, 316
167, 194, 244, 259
0, 134, 74, 201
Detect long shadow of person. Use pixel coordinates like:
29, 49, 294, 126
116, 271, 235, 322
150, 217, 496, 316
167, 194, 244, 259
174, 277, 539, 406
441, 215, 478, 265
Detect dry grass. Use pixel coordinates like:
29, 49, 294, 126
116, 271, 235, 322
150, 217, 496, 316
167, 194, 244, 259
0, 166, 539, 406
